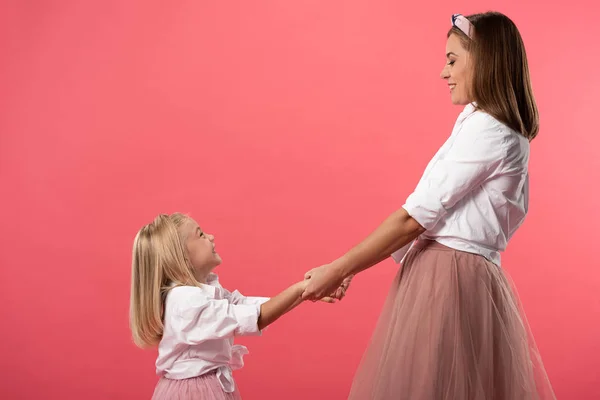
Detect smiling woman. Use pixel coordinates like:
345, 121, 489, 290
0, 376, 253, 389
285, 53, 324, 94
441, 34, 473, 105
301, 11, 555, 399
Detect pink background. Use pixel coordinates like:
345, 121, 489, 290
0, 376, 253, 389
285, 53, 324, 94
1, 1, 598, 399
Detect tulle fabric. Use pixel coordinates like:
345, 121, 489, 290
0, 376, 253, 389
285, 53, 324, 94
152, 371, 242, 400
348, 239, 556, 400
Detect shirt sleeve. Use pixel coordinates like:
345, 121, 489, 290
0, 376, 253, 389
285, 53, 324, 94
208, 274, 270, 306
169, 288, 264, 344
403, 113, 511, 230
226, 289, 270, 306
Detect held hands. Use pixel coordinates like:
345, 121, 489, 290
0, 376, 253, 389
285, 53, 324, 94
296, 279, 337, 304
302, 263, 353, 302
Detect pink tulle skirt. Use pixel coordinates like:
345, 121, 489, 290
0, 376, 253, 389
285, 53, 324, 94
152, 371, 242, 400
348, 239, 556, 400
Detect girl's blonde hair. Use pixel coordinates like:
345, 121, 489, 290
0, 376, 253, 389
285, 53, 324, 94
129, 213, 200, 348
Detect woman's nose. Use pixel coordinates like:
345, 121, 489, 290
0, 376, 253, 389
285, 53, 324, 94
440, 66, 449, 79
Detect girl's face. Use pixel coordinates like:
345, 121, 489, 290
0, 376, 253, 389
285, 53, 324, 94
180, 218, 222, 281
440, 34, 473, 105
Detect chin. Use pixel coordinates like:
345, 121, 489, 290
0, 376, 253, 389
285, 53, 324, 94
450, 92, 469, 106
452, 98, 469, 106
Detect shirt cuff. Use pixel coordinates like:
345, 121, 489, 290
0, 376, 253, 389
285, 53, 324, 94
233, 304, 263, 337
403, 191, 447, 231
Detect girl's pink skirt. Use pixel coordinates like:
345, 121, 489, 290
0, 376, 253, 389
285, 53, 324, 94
348, 239, 556, 400
152, 371, 242, 400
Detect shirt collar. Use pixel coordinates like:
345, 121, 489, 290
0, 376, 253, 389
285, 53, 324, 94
168, 273, 223, 298
458, 102, 477, 123
198, 273, 221, 298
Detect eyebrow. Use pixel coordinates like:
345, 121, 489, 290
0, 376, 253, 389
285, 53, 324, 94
446, 52, 458, 58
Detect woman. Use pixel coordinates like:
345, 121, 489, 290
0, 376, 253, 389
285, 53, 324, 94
303, 12, 556, 399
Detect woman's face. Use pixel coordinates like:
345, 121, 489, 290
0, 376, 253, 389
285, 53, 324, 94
440, 34, 473, 105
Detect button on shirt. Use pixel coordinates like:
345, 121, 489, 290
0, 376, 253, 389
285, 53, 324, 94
156, 274, 269, 393
392, 104, 530, 266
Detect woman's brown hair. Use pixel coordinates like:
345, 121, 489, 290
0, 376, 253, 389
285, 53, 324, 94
449, 12, 539, 140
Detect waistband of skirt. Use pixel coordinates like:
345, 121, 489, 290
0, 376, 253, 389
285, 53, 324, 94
411, 239, 454, 252
409, 239, 499, 266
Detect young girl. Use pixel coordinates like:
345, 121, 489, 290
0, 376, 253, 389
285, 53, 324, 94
129, 213, 327, 400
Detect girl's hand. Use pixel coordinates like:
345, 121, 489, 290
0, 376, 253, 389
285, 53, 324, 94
333, 275, 353, 300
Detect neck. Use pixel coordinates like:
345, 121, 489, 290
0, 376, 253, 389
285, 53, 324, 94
193, 269, 211, 284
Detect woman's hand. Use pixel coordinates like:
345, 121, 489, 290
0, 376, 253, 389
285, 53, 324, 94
302, 263, 348, 301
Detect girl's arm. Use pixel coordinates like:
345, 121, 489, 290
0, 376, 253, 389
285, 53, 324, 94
258, 281, 310, 330
165, 283, 332, 344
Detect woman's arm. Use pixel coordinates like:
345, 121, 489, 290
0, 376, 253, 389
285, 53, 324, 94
338, 208, 425, 277
301, 114, 514, 301
302, 208, 425, 300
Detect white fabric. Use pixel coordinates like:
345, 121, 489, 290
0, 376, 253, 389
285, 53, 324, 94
156, 273, 269, 393
392, 103, 530, 266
